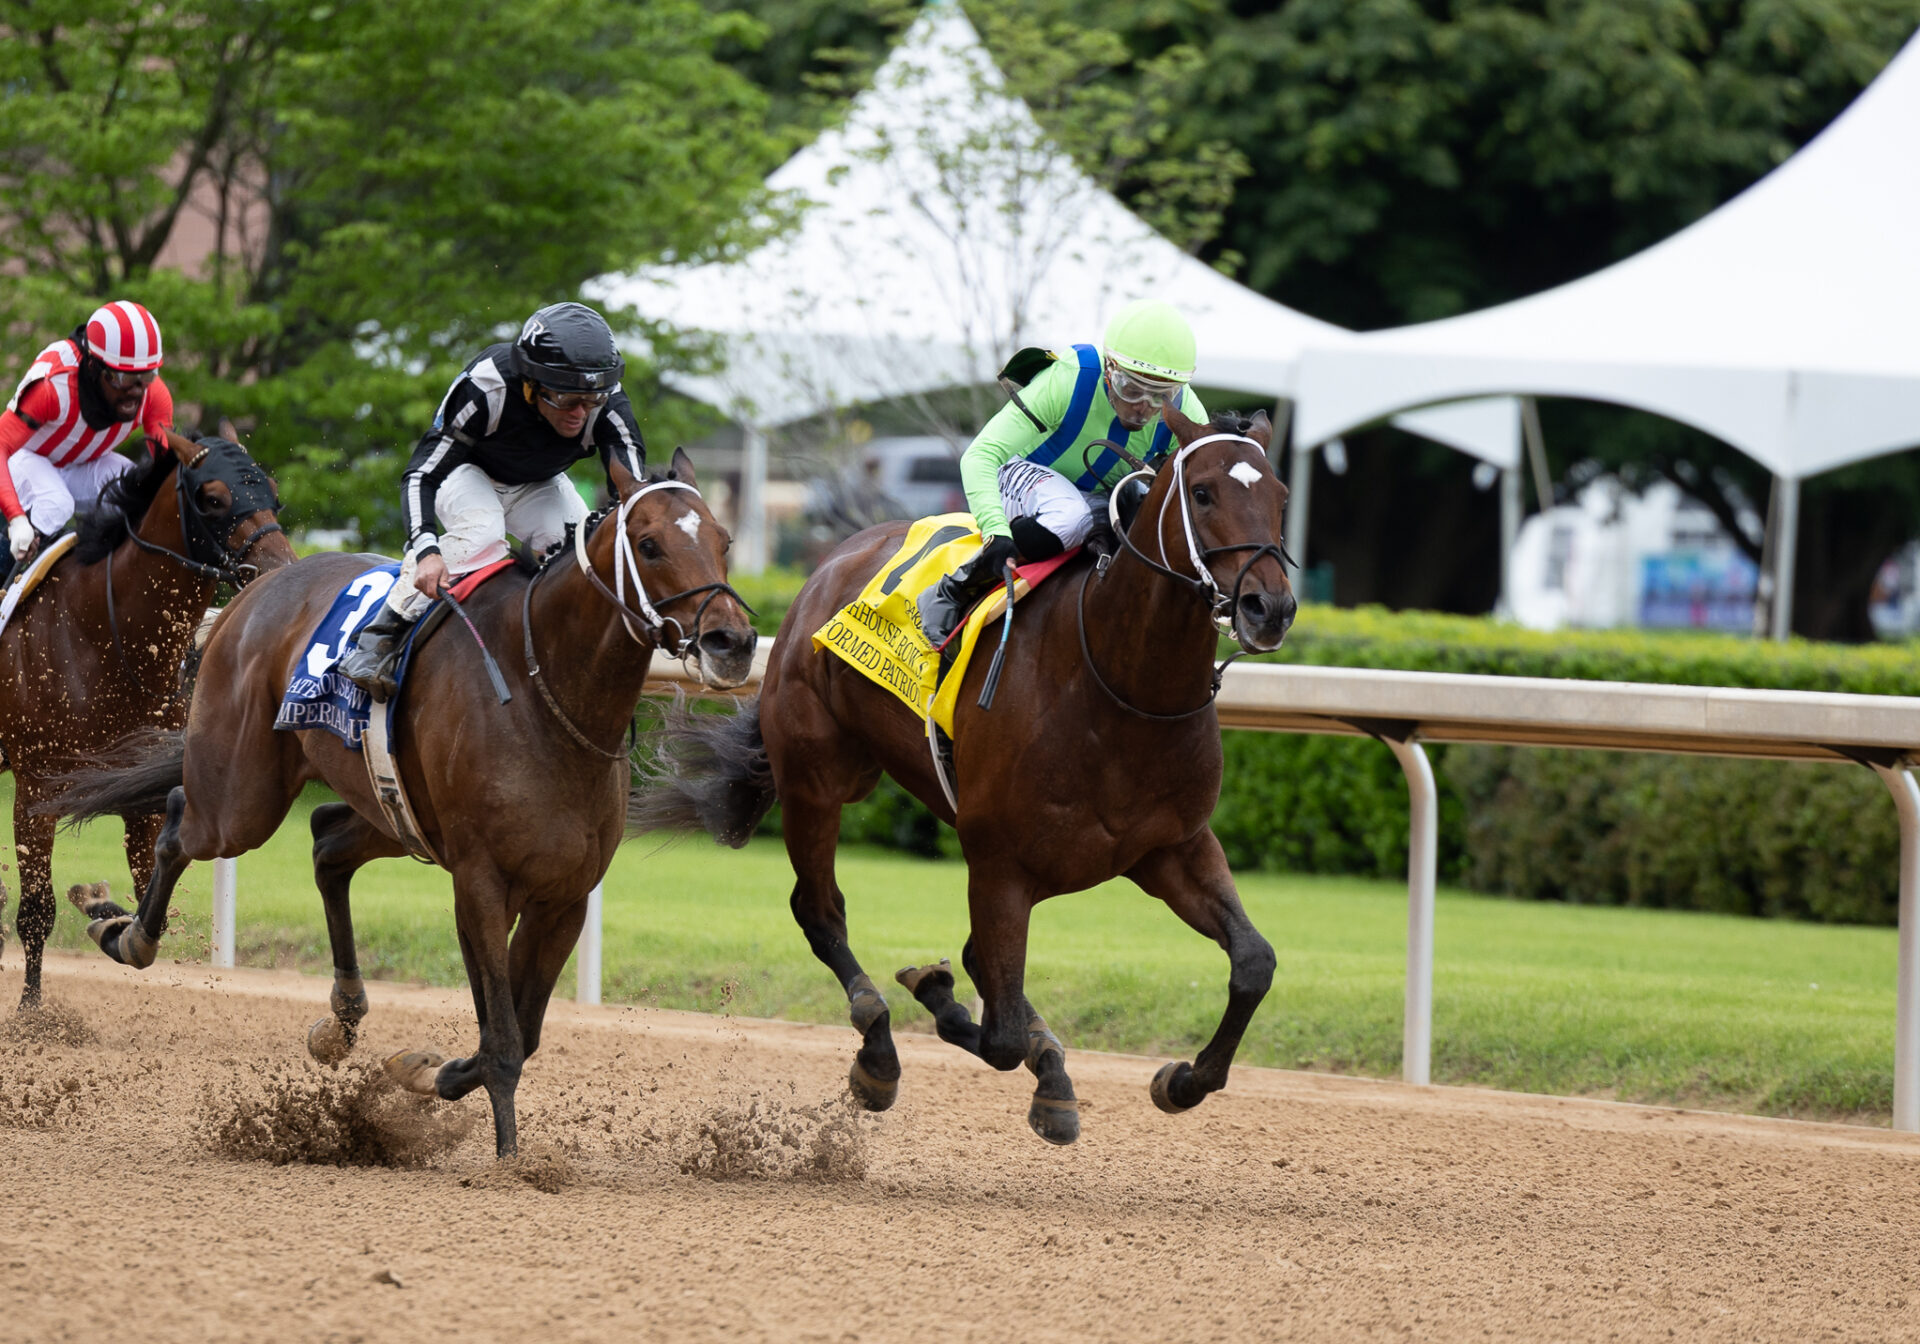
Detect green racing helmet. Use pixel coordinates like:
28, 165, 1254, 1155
1102, 299, 1197, 385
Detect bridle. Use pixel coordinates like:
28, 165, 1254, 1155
521, 478, 752, 759
1079, 431, 1292, 721
108, 439, 286, 694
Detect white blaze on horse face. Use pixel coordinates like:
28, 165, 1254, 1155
1229, 461, 1263, 490
674, 511, 702, 542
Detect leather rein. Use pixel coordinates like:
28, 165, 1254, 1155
1077, 431, 1293, 721
107, 441, 286, 696
520, 479, 751, 759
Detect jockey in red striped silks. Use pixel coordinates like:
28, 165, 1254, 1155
0, 300, 193, 566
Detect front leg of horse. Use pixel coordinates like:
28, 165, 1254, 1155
80, 786, 189, 970
305, 803, 400, 1064
10, 800, 59, 1009
1129, 834, 1276, 1115
897, 948, 1079, 1145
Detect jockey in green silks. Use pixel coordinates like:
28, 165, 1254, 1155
917, 298, 1208, 646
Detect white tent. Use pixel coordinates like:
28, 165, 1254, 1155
1292, 31, 1920, 636
594, 4, 1517, 572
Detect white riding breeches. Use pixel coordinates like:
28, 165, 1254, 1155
389, 464, 589, 618
997, 458, 1095, 551
11, 450, 134, 534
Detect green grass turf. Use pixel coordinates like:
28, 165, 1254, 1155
0, 778, 1900, 1122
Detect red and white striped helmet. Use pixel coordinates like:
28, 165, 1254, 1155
85, 300, 164, 372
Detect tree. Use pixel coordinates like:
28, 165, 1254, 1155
0, 0, 787, 544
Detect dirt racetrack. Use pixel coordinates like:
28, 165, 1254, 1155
4, 952, 1918, 1344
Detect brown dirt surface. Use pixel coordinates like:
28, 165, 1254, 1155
3, 952, 1917, 1343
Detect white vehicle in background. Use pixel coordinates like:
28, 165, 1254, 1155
807, 434, 968, 533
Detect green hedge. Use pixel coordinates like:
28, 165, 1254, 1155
731, 580, 1913, 925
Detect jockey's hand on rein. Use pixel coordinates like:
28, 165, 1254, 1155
415, 553, 450, 599
7, 515, 33, 563
977, 532, 1019, 578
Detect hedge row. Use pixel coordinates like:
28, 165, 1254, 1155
731, 579, 1913, 925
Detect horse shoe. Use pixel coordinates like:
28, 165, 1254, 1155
893, 959, 953, 998
307, 1016, 355, 1066
383, 1050, 447, 1097
1149, 1060, 1200, 1114
1026, 1094, 1081, 1146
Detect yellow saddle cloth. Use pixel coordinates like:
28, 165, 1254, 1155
0, 533, 78, 640
812, 514, 1032, 736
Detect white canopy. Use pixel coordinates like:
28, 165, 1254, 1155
1293, 32, 1920, 482
593, 4, 1516, 466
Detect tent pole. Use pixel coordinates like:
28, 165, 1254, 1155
1520, 396, 1552, 513
1771, 474, 1800, 641
1268, 398, 1293, 476
739, 422, 769, 575
1754, 476, 1779, 638
1287, 440, 1314, 582
1498, 466, 1521, 618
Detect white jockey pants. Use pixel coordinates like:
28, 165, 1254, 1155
11, 450, 134, 534
997, 458, 1096, 550
388, 464, 589, 619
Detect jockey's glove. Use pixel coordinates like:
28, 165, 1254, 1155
7, 515, 32, 562
975, 532, 1019, 579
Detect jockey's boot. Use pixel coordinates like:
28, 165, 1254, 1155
917, 553, 1006, 652
338, 605, 415, 702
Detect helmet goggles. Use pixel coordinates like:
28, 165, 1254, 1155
1104, 358, 1184, 408
538, 386, 610, 412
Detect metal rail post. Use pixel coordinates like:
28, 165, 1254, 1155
1870, 763, 1920, 1131
1384, 735, 1437, 1085
576, 882, 604, 1005
210, 857, 237, 969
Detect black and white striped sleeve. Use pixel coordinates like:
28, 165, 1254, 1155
593, 389, 647, 481
401, 373, 489, 556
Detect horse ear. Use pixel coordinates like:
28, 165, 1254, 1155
667, 446, 697, 488
1245, 408, 1273, 451
1162, 397, 1204, 447
609, 452, 641, 498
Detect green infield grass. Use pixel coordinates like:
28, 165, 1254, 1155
0, 779, 1899, 1123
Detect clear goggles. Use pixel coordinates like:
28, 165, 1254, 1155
103, 367, 160, 389
1104, 360, 1184, 408
538, 386, 611, 412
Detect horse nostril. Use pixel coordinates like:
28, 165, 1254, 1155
699, 629, 741, 660
1278, 590, 1298, 629
1238, 593, 1271, 626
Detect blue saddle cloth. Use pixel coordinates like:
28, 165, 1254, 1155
274, 564, 404, 750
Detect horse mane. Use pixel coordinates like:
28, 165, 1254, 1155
73, 451, 180, 564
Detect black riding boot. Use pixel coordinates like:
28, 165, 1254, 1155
917, 554, 1008, 650
337, 604, 416, 702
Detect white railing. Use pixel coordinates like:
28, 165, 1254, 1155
208, 642, 1920, 1131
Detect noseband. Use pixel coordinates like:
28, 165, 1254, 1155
1080, 431, 1292, 720
521, 478, 753, 759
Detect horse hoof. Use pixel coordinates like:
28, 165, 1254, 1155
66, 881, 119, 920
89, 916, 156, 969
847, 1058, 899, 1112
1150, 1061, 1200, 1114
383, 1050, 446, 1097
1028, 1094, 1081, 1146
307, 1016, 354, 1066
894, 958, 954, 996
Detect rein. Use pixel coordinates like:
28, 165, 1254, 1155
1079, 431, 1291, 720
521, 479, 752, 759
106, 442, 286, 694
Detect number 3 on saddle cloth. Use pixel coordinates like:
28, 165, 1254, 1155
274, 557, 517, 863
809, 513, 1076, 740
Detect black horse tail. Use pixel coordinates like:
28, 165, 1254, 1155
39, 727, 187, 825
628, 692, 776, 848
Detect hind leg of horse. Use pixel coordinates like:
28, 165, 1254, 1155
1127, 830, 1275, 1114
898, 936, 1079, 1144
11, 784, 58, 1009
783, 792, 901, 1112
306, 803, 406, 1063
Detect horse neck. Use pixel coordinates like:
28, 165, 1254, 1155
525, 531, 657, 744
89, 479, 216, 662
1079, 506, 1222, 715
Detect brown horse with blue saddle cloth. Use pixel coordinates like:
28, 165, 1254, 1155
630, 406, 1294, 1144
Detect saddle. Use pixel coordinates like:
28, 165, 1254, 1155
0, 534, 78, 640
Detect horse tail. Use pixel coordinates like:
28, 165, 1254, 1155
628, 692, 776, 848
40, 727, 187, 825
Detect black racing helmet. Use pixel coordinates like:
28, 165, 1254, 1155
512, 301, 625, 392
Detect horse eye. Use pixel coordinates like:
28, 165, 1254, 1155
1191, 485, 1212, 508
639, 537, 663, 560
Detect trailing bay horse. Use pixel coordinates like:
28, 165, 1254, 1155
52, 450, 754, 1157
630, 407, 1294, 1143
0, 437, 293, 1008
